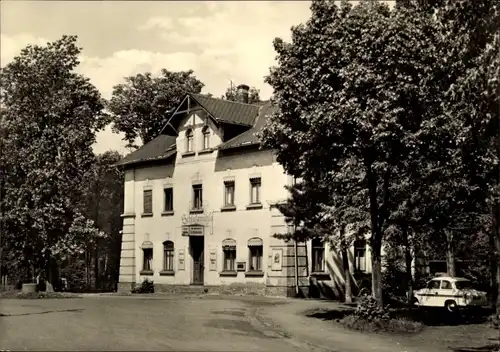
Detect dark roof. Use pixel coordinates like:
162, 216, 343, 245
190, 94, 260, 126
115, 134, 177, 167
218, 101, 277, 151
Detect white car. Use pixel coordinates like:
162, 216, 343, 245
413, 276, 488, 312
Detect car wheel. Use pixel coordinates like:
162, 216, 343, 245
445, 300, 458, 313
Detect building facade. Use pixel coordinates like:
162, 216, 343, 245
117, 85, 371, 297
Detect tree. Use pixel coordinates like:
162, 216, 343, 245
80, 151, 124, 289
108, 69, 204, 148
0, 35, 107, 284
259, 0, 441, 306
222, 85, 261, 104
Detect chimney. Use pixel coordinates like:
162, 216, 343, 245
236, 84, 250, 104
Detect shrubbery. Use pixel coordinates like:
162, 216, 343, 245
131, 279, 155, 294
339, 294, 424, 334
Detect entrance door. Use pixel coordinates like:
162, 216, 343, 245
190, 236, 204, 285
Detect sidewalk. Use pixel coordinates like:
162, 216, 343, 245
255, 299, 450, 352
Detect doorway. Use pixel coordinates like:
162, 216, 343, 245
190, 236, 204, 285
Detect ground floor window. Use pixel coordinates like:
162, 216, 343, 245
143, 248, 153, 271
312, 238, 325, 272
222, 238, 236, 271
354, 239, 366, 272
248, 237, 263, 271
163, 241, 174, 271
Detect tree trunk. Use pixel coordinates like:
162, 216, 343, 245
445, 230, 456, 277
490, 224, 498, 308
367, 164, 384, 306
403, 228, 414, 304
371, 248, 383, 306
341, 227, 352, 304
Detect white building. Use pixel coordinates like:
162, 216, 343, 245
116, 85, 371, 297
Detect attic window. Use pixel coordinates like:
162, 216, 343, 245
186, 129, 194, 152
202, 126, 210, 150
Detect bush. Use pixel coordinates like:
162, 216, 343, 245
132, 279, 154, 294
354, 294, 391, 322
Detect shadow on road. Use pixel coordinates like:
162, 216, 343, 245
0, 308, 83, 317
452, 343, 499, 352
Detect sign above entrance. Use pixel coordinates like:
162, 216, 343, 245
181, 212, 213, 226
182, 225, 204, 237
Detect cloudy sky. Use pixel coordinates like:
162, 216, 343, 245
0, 1, 313, 155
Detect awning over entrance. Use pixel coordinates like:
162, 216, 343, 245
248, 237, 263, 247
222, 238, 236, 250
141, 241, 153, 249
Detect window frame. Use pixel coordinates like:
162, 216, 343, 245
248, 245, 263, 272
163, 241, 174, 272
223, 247, 236, 272
163, 187, 174, 212
311, 238, 325, 273
201, 125, 210, 150
354, 239, 367, 272
143, 189, 153, 215
142, 248, 153, 272
192, 184, 203, 210
250, 178, 261, 204
185, 128, 194, 153
224, 181, 235, 207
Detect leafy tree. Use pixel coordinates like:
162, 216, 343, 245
260, 0, 441, 305
108, 69, 204, 148
0, 35, 107, 284
81, 151, 124, 289
222, 85, 261, 104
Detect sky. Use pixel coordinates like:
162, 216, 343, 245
0, 0, 313, 155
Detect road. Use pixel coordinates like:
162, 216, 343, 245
0, 294, 473, 352
0, 295, 327, 351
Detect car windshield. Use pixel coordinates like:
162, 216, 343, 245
455, 281, 473, 290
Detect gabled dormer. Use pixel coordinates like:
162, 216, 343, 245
160, 88, 261, 155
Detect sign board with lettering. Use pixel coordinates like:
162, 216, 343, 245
181, 225, 204, 236
178, 249, 185, 270
209, 249, 217, 271
181, 213, 213, 226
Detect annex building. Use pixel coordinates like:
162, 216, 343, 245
116, 85, 371, 297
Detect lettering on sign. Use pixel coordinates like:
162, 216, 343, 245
209, 249, 217, 271
178, 249, 185, 271
181, 226, 204, 236
181, 212, 213, 226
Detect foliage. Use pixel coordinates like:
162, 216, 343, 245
0, 35, 107, 282
259, 0, 441, 306
340, 314, 424, 334
354, 294, 391, 322
132, 279, 155, 294
108, 69, 204, 148
222, 85, 261, 104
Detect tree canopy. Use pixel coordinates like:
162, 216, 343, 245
108, 69, 204, 148
0, 35, 108, 282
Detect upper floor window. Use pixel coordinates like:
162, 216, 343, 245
312, 238, 325, 273
186, 128, 194, 152
250, 177, 261, 204
224, 181, 235, 207
192, 184, 203, 210
164, 187, 173, 212
202, 125, 210, 150
143, 189, 153, 214
354, 239, 366, 272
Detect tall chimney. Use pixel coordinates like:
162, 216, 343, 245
236, 84, 250, 104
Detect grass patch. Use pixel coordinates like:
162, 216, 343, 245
340, 314, 425, 334
0, 290, 80, 299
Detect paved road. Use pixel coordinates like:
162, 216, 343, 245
0, 295, 461, 352
0, 295, 327, 351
